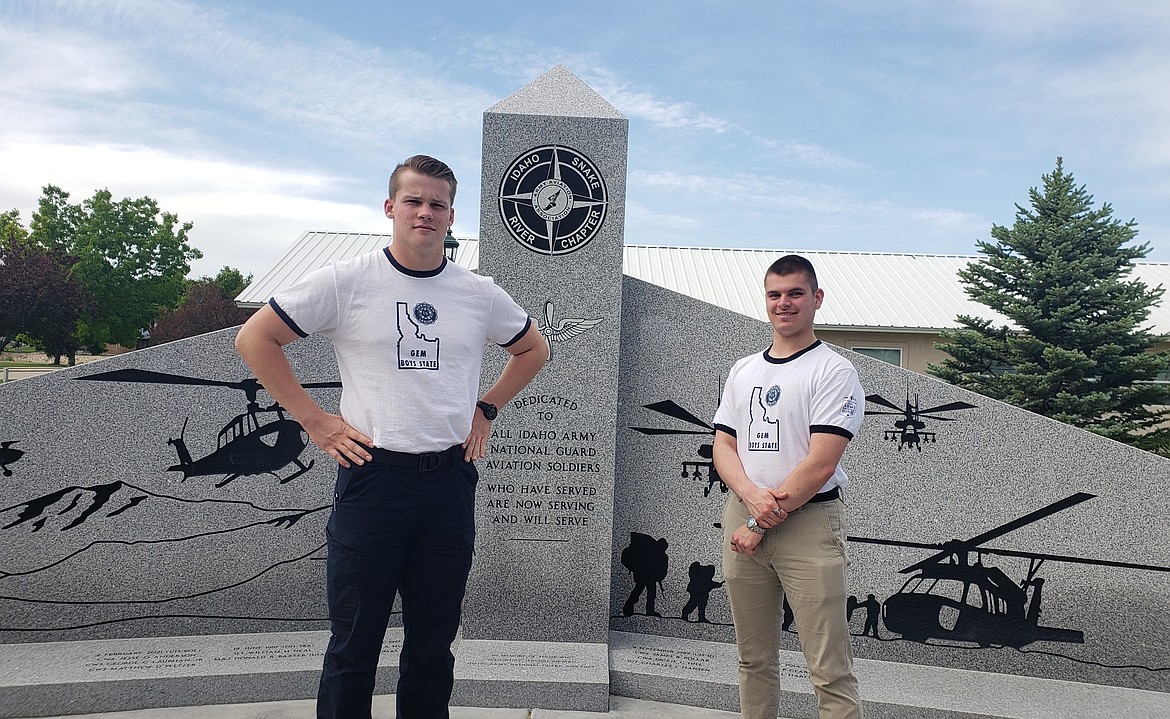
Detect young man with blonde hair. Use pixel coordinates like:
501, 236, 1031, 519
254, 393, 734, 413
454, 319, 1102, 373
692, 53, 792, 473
236, 154, 547, 719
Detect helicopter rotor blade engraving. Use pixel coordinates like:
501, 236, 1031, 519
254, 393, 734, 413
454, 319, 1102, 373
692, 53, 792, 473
643, 400, 713, 429
864, 393, 902, 412
78, 369, 232, 387
899, 492, 1096, 574
919, 401, 977, 414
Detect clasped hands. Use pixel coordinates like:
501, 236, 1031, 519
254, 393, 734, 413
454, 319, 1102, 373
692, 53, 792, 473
730, 488, 790, 557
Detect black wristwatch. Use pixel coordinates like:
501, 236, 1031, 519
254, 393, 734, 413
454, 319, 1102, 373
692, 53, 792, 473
476, 400, 498, 420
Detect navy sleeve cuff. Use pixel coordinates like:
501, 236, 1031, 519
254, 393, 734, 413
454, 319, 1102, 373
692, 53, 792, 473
810, 424, 854, 440
714, 423, 737, 438
268, 298, 308, 338
501, 316, 533, 347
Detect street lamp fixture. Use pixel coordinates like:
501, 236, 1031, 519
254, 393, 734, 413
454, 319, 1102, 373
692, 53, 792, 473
443, 228, 460, 262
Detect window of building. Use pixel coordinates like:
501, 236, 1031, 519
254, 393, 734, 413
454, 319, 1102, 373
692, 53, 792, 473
851, 347, 903, 367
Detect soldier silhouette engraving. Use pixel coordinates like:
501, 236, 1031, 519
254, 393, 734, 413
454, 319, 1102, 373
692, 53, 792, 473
621, 532, 669, 617
847, 594, 882, 638
681, 561, 724, 623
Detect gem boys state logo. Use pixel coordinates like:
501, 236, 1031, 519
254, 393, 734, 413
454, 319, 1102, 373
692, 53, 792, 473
499, 145, 608, 255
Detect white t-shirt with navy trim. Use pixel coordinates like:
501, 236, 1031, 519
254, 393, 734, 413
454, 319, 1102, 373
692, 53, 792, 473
713, 340, 863, 493
270, 247, 531, 453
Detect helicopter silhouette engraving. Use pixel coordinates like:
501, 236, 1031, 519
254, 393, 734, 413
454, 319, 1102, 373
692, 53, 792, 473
1, 441, 24, 476
864, 390, 976, 451
630, 400, 726, 497
849, 492, 1170, 648
78, 369, 340, 488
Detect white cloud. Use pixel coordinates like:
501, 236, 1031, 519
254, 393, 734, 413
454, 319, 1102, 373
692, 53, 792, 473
0, 26, 144, 96
757, 139, 866, 173
624, 202, 699, 234
952, 0, 1170, 40
629, 167, 987, 251
458, 40, 736, 134
633, 169, 845, 212
943, 0, 1170, 168
1044, 54, 1170, 168
0, 140, 385, 277
594, 81, 732, 133
2, 0, 494, 154
0, 0, 495, 277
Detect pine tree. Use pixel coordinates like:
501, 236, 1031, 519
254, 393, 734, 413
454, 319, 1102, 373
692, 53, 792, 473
929, 158, 1170, 453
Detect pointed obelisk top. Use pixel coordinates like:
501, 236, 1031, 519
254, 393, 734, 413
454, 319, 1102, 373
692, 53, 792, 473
486, 65, 625, 119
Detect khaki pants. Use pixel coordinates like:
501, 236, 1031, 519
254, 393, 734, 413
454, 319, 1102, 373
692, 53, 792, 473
722, 495, 862, 719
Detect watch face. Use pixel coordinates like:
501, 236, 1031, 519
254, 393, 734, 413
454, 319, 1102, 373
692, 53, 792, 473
478, 402, 498, 420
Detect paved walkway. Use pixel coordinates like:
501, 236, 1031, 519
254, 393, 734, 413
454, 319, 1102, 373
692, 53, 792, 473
22, 696, 746, 719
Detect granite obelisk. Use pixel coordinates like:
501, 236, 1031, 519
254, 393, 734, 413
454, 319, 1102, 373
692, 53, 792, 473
454, 65, 628, 711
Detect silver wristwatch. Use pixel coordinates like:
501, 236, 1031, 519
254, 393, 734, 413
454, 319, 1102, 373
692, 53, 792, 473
746, 516, 767, 535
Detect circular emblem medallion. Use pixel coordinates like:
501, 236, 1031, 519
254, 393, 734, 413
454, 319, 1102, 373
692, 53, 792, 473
499, 145, 608, 255
765, 385, 782, 407
412, 302, 438, 325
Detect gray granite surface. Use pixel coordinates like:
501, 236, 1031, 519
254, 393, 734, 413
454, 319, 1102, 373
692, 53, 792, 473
460, 63, 629, 662
0, 329, 340, 647
487, 65, 625, 119
611, 275, 1170, 695
0, 630, 398, 718
610, 631, 1170, 718
453, 639, 610, 710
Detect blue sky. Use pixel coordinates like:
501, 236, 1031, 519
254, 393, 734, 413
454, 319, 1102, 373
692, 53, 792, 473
2, 0, 1169, 279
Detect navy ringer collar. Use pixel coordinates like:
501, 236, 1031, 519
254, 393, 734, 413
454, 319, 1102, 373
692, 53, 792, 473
763, 339, 821, 364
383, 246, 447, 277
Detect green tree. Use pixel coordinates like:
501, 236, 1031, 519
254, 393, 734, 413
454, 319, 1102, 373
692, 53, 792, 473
209, 265, 251, 300
28, 186, 203, 351
27, 186, 77, 252
0, 209, 29, 249
150, 267, 253, 344
929, 158, 1170, 453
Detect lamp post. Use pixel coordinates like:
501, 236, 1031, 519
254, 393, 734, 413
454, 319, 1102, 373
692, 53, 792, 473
443, 228, 460, 262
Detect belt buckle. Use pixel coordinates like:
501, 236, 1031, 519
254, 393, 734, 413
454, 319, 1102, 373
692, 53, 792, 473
418, 451, 443, 472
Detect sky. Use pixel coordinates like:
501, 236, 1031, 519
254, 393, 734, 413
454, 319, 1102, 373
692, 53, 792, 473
2, 0, 1170, 280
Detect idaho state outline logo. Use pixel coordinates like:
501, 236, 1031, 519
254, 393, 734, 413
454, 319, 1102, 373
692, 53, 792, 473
498, 145, 609, 255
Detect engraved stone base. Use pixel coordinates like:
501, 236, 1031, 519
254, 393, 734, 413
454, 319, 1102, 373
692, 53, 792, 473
608, 631, 1170, 719
0, 632, 613, 717
452, 639, 609, 711
0, 631, 399, 719
5, 630, 1167, 718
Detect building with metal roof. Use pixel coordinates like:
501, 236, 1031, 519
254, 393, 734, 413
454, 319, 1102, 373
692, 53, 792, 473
236, 231, 1170, 373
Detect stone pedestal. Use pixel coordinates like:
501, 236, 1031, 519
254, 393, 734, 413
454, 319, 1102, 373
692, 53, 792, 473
457, 65, 628, 712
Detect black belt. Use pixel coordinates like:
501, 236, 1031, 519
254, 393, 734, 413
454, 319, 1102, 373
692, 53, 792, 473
807, 486, 840, 503
362, 444, 463, 472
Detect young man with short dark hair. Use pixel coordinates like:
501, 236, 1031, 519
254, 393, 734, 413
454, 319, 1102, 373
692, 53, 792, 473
714, 254, 864, 719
